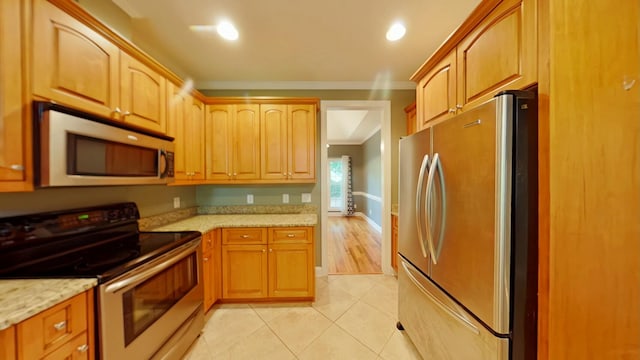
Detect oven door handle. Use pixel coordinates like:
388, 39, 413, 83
104, 239, 200, 294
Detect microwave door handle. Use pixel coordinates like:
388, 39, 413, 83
433, 154, 446, 262
425, 153, 439, 264
159, 149, 169, 178
415, 154, 430, 258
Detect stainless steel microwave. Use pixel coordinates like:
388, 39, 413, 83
33, 102, 174, 187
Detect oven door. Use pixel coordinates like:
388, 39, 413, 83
98, 238, 203, 360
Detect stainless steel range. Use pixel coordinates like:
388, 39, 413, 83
0, 202, 204, 360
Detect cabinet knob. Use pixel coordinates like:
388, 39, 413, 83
287, 234, 295, 238
448, 108, 456, 114
113, 107, 122, 114
123, 110, 131, 116
228, 173, 232, 177
456, 104, 463, 110
53, 321, 66, 331
269, 248, 273, 252
233, 173, 237, 176
203, 257, 209, 261
77, 344, 89, 353
241, 234, 249, 238
262, 249, 266, 253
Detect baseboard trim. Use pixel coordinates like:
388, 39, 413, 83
355, 212, 382, 233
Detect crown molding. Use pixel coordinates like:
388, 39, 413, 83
195, 80, 416, 91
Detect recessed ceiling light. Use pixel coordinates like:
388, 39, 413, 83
217, 20, 239, 41
386, 23, 406, 42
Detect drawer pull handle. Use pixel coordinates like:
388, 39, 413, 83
241, 235, 249, 238
287, 234, 295, 238
77, 344, 89, 353
53, 321, 66, 331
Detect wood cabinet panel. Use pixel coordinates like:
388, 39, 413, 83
120, 53, 167, 133
41, 333, 89, 360
202, 229, 221, 311
260, 104, 288, 180
0, 326, 16, 360
416, 51, 456, 130
456, 0, 537, 110
404, 102, 417, 136
205, 105, 233, 180
168, 83, 204, 181
222, 244, 268, 299
32, 0, 120, 118
391, 214, 398, 271
0, 0, 31, 191
268, 243, 315, 298
269, 227, 311, 244
233, 105, 261, 180
17, 292, 88, 360
288, 104, 316, 181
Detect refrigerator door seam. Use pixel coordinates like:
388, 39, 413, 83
425, 153, 439, 264
415, 154, 430, 259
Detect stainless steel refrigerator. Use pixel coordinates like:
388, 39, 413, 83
397, 90, 537, 360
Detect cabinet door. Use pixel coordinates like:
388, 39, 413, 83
120, 53, 167, 133
288, 104, 316, 181
189, 97, 205, 180
40, 333, 89, 360
167, 83, 190, 180
32, 0, 120, 119
202, 248, 214, 311
268, 243, 315, 298
205, 104, 234, 180
456, 0, 536, 110
222, 245, 268, 299
233, 104, 261, 180
260, 104, 288, 180
0, 326, 15, 360
211, 229, 222, 304
391, 215, 398, 271
416, 51, 457, 130
0, 0, 31, 191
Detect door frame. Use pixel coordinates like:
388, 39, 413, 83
319, 100, 392, 275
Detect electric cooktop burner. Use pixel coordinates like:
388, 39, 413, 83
0, 203, 200, 283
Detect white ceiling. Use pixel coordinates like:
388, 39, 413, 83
105, 0, 480, 142
327, 110, 381, 145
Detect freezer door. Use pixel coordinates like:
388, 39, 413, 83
429, 96, 513, 334
398, 128, 431, 275
398, 259, 508, 360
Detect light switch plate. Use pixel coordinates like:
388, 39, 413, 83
247, 194, 254, 204
282, 194, 289, 203
301, 193, 311, 203
173, 197, 180, 208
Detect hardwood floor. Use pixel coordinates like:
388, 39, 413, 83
327, 215, 382, 274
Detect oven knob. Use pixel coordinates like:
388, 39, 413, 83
108, 210, 121, 221
0, 224, 14, 238
22, 224, 35, 233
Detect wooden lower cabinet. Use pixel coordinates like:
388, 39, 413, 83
202, 229, 221, 311
221, 226, 315, 300
4, 290, 95, 360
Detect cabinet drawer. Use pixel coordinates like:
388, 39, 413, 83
42, 332, 90, 360
18, 292, 88, 359
269, 227, 312, 244
222, 228, 267, 244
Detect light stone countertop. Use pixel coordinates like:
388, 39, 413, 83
0, 278, 97, 330
150, 214, 318, 233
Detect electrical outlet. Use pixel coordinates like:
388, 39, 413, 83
173, 197, 180, 209
247, 194, 254, 204
282, 194, 289, 203
301, 193, 311, 203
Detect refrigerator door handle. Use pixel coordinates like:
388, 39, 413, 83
401, 260, 479, 334
425, 153, 439, 264
433, 153, 447, 261
415, 154, 430, 258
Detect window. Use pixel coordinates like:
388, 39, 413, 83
328, 158, 344, 211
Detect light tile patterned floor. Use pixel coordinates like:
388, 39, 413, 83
183, 274, 423, 360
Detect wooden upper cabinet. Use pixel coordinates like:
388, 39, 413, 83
205, 104, 260, 181
416, 51, 457, 130
0, 0, 31, 192
288, 104, 316, 181
233, 104, 261, 180
260, 104, 288, 181
32, 0, 120, 118
120, 53, 167, 133
404, 102, 417, 135
456, 0, 537, 110
260, 104, 316, 182
167, 83, 203, 181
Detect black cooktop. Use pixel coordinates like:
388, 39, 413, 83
0, 202, 200, 282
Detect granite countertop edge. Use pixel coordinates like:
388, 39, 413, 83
149, 214, 318, 233
0, 278, 97, 330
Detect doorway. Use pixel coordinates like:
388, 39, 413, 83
328, 157, 345, 212
320, 100, 392, 276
